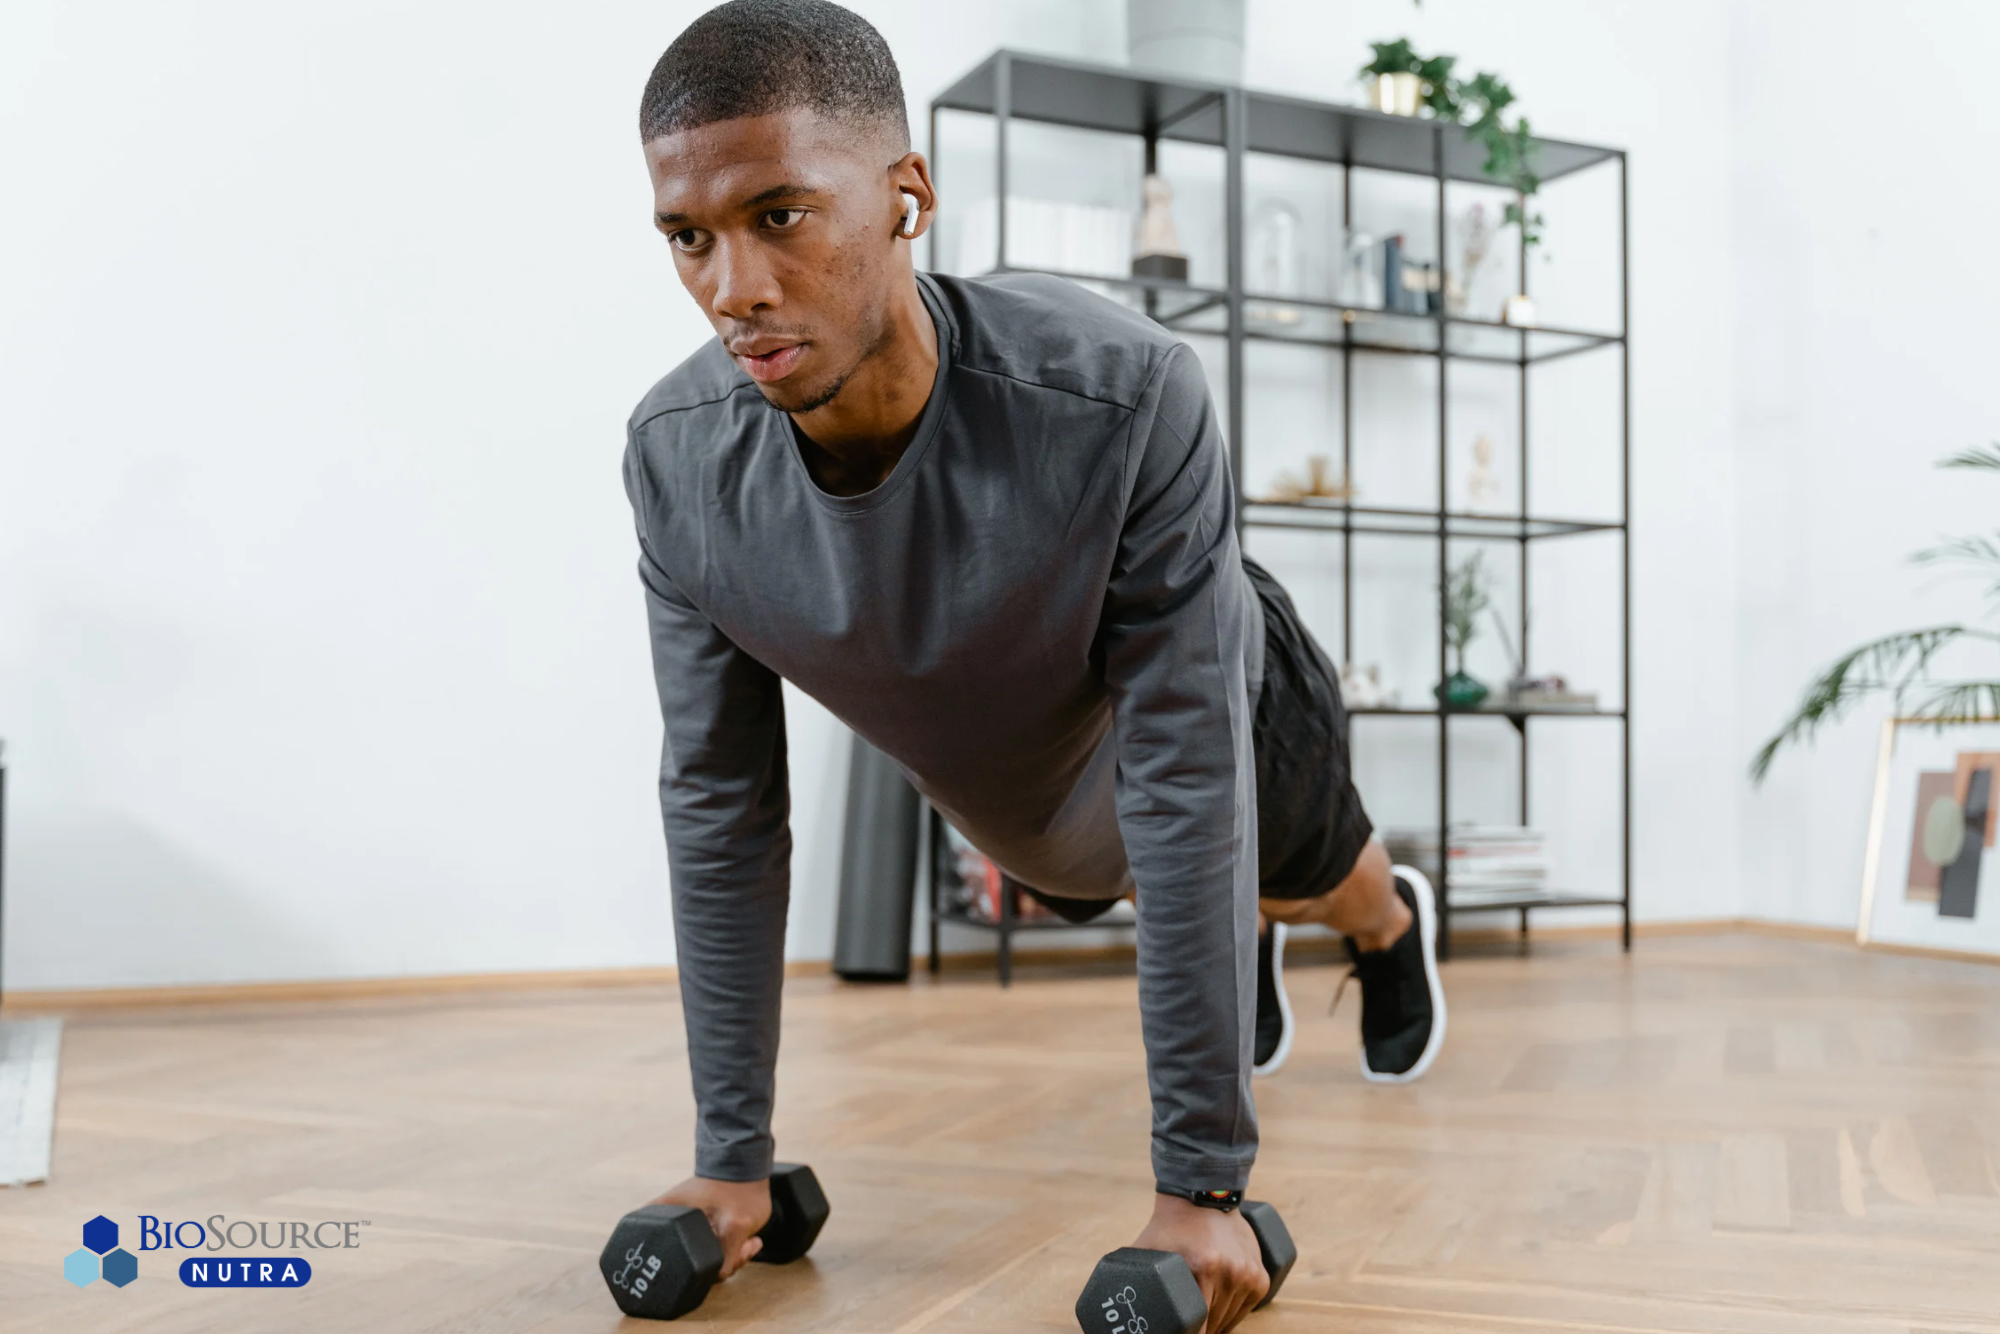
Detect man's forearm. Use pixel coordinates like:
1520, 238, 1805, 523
666, 830, 793, 1181
1129, 791, 1261, 1195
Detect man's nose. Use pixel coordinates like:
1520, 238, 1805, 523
709, 236, 781, 321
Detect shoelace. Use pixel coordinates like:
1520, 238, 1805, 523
1329, 966, 1357, 1016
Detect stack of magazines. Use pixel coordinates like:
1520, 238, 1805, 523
1385, 824, 1548, 905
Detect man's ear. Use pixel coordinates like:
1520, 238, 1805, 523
888, 152, 936, 241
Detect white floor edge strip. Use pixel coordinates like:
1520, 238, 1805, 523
0, 1017, 63, 1186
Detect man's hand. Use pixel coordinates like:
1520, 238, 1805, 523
651, 1176, 771, 1280
1132, 1193, 1269, 1334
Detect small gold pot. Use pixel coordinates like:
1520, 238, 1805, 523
1369, 72, 1424, 116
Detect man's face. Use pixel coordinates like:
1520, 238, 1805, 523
645, 110, 902, 414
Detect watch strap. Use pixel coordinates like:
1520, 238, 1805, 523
1157, 1184, 1243, 1213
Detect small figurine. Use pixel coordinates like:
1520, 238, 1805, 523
1261, 453, 1352, 503
1449, 203, 1492, 316
1339, 661, 1398, 708
1132, 174, 1189, 282
1466, 433, 1503, 512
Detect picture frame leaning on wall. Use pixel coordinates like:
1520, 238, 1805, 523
1859, 718, 2000, 958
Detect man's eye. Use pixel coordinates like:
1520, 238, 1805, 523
668, 228, 704, 251
763, 209, 805, 230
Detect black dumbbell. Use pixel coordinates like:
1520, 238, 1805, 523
1074, 1200, 1296, 1334
599, 1162, 831, 1320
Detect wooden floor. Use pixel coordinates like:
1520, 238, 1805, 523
4, 934, 1999, 1333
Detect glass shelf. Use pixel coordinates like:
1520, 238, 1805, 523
934, 51, 1620, 185
933, 908, 1133, 933
988, 267, 1229, 325
978, 269, 1624, 366
1178, 293, 1622, 365
1242, 499, 1622, 541
1352, 704, 1624, 719
1437, 889, 1627, 912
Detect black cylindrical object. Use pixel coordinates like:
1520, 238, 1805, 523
832, 735, 921, 981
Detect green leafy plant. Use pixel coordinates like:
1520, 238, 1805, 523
1455, 73, 1543, 247
1358, 42, 1544, 248
1751, 444, 2000, 782
1445, 549, 1492, 674
1361, 39, 1422, 77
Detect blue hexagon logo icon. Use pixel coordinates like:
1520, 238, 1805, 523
64, 1248, 99, 1287
100, 1248, 138, 1287
82, 1215, 119, 1255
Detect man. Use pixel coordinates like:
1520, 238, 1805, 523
623, 3, 1445, 1328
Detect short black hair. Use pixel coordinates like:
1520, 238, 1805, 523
639, 0, 909, 148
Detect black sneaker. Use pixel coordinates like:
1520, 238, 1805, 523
1252, 921, 1294, 1077
1343, 866, 1447, 1082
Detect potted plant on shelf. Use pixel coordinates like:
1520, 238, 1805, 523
1753, 444, 2000, 780
1357, 40, 1546, 322
1438, 550, 1493, 710
1360, 39, 1448, 117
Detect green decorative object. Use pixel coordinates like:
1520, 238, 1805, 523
1438, 670, 1490, 711
1436, 550, 1494, 710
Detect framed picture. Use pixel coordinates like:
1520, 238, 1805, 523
1859, 718, 2000, 956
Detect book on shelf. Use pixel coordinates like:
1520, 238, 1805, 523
1384, 824, 1549, 899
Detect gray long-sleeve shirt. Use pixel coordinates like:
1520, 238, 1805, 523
623, 272, 1261, 1193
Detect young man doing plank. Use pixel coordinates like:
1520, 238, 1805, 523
623, 4, 1445, 1327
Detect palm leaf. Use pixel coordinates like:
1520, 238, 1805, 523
1912, 532, 2000, 602
1937, 442, 2000, 472
1750, 625, 1993, 781
1902, 679, 2000, 725
1913, 533, 2000, 567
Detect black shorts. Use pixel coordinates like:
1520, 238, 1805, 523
1019, 556, 1375, 923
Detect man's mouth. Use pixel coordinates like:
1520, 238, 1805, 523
734, 343, 807, 383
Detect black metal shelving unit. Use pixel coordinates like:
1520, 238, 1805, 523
924, 807, 1128, 986
926, 51, 1630, 967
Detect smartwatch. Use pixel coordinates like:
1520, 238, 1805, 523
1157, 1184, 1243, 1213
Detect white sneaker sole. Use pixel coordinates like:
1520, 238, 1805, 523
1360, 866, 1448, 1084
1252, 921, 1294, 1078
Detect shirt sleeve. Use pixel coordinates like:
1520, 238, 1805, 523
625, 438, 792, 1183
1099, 342, 1261, 1194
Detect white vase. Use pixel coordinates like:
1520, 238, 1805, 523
1368, 72, 1425, 116
1126, 0, 1245, 85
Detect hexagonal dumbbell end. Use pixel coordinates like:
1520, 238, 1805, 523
598, 1204, 723, 1320
751, 1163, 830, 1265
1241, 1200, 1296, 1308
1074, 1247, 1207, 1334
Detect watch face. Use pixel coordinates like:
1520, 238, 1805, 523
1188, 1189, 1241, 1211
1159, 1185, 1242, 1210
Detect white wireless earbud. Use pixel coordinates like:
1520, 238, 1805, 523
899, 191, 921, 238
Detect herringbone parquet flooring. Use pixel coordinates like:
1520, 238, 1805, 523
3, 932, 1997, 1332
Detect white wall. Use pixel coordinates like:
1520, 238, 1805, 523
4, 0, 1985, 990
0, 0, 1120, 989
1730, 1, 2000, 928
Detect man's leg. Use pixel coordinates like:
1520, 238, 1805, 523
1256, 837, 1446, 1083
1258, 835, 1408, 952
1239, 554, 1445, 1084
